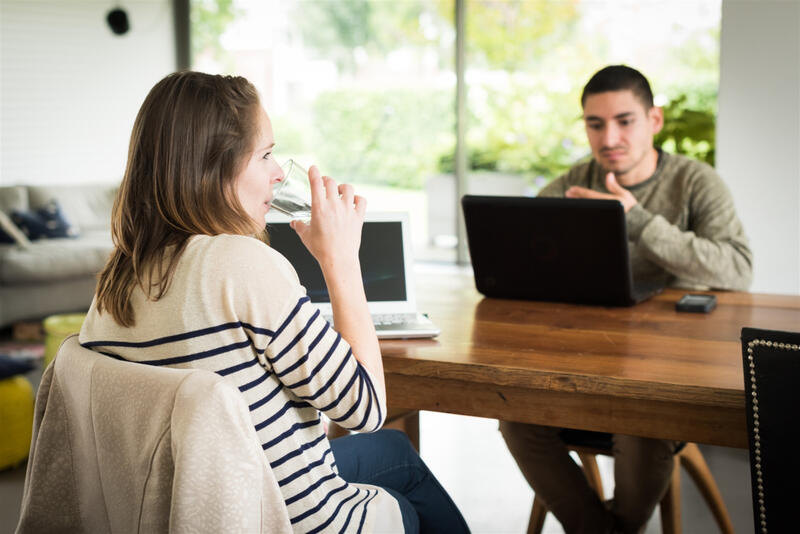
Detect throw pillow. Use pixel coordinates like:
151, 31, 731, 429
0, 355, 35, 379
0, 210, 32, 247
11, 200, 79, 240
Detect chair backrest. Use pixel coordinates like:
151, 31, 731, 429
17, 335, 291, 534
741, 327, 800, 534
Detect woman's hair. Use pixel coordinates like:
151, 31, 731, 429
96, 71, 263, 327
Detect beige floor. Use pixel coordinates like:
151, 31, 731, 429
418, 411, 753, 533
1, 407, 753, 533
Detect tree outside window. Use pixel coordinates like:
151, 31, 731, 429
191, 0, 720, 261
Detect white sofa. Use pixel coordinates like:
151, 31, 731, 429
0, 184, 117, 327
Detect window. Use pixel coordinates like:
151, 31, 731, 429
191, 0, 720, 263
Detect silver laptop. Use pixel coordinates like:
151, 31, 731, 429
266, 212, 440, 339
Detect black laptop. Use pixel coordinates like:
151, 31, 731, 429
461, 195, 663, 306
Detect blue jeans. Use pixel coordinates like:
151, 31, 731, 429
330, 429, 470, 534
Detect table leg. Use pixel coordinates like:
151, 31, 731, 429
327, 408, 420, 451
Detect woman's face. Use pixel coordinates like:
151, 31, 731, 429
235, 108, 283, 228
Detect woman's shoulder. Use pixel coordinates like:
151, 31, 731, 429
189, 233, 282, 259
186, 234, 299, 282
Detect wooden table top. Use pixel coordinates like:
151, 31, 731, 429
379, 271, 800, 448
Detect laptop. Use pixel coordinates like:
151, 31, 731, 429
267, 212, 440, 339
461, 195, 663, 306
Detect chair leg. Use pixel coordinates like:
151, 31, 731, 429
527, 496, 547, 534
678, 443, 735, 534
659, 455, 682, 534
383, 409, 420, 451
577, 452, 604, 498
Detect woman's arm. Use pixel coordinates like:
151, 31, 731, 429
290, 166, 385, 400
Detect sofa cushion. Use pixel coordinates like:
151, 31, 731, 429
0, 211, 32, 247
0, 233, 113, 284
28, 185, 117, 233
12, 200, 79, 240
0, 186, 29, 214
0, 355, 35, 379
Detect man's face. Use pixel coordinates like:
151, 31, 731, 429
582, 90, 663, 180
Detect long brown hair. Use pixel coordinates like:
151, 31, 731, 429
96, 71, 264, 326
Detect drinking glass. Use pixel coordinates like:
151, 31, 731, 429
270, 159, 312, 221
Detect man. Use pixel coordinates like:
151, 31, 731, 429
499, 65, 752, 534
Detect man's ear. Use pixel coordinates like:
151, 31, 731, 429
649, 106, 664, 135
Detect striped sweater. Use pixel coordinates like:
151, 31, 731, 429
79, 234, 401, 533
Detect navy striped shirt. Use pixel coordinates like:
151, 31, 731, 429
80, 234, 391, 533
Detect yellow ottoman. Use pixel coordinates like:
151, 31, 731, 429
44, 313, 87, 368
0, 375, 34, 470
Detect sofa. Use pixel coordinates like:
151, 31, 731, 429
0, 184, 117, 328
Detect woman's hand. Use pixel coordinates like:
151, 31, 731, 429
289, 165, 385, 397
290, 165, 367, 273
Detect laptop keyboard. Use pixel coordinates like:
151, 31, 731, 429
322, 312, 439, 339
323, 313, 418, 326
374, 313, 417, 326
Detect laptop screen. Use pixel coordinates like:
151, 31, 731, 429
267, 220, 407, 303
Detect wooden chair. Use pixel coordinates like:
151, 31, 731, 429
741, 327, 800, 534
528, 431, 734, 534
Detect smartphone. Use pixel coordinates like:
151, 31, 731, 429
675, 294, 717, 313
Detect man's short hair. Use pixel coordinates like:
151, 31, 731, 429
581, 65, 654, 109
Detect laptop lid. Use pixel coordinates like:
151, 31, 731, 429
461, 195, 652, 306
266, 212, 417, 316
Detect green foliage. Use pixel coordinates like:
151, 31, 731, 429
206, 0, 719, 189
457, 0, 580, 70
294, 1, 447, 72
655, 93, 717, 166
439, 82, 587, 182
286, 89, 454, 189
191, 0, 239, 64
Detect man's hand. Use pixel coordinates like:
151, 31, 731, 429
565, 172, 638, 213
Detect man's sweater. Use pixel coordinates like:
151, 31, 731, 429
539, 150, 752, 290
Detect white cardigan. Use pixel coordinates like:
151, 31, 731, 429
16, 335, 293, 533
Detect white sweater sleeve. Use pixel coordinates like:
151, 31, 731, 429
224, 236, 386, 432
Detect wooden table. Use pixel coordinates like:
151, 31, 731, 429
379, 271, 800, 449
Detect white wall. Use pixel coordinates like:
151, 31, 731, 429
717, 1, 800, 295
0, 1, 175, 186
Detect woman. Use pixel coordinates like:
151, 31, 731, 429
79, 71, 469, 534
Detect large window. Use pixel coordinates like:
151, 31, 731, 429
191, 0, 720, 263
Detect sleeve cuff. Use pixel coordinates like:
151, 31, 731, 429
626, 204, 653, 241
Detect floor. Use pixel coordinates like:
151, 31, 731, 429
1, 402, 754, 533
418, 412, 754, 534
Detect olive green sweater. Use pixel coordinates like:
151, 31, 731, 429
539, 151, 753, 291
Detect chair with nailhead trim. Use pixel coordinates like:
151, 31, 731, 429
741, 327, 800, 534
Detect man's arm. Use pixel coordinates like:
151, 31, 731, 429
537, 175, 569, 198
626, 174, 753, 291
548, 163, 753, 291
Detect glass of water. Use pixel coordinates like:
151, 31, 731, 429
270, 159, 313, 221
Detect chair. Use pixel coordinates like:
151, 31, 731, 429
16, 335, 292, 534
741, 327, 800, 534
528, 430, 734, 534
